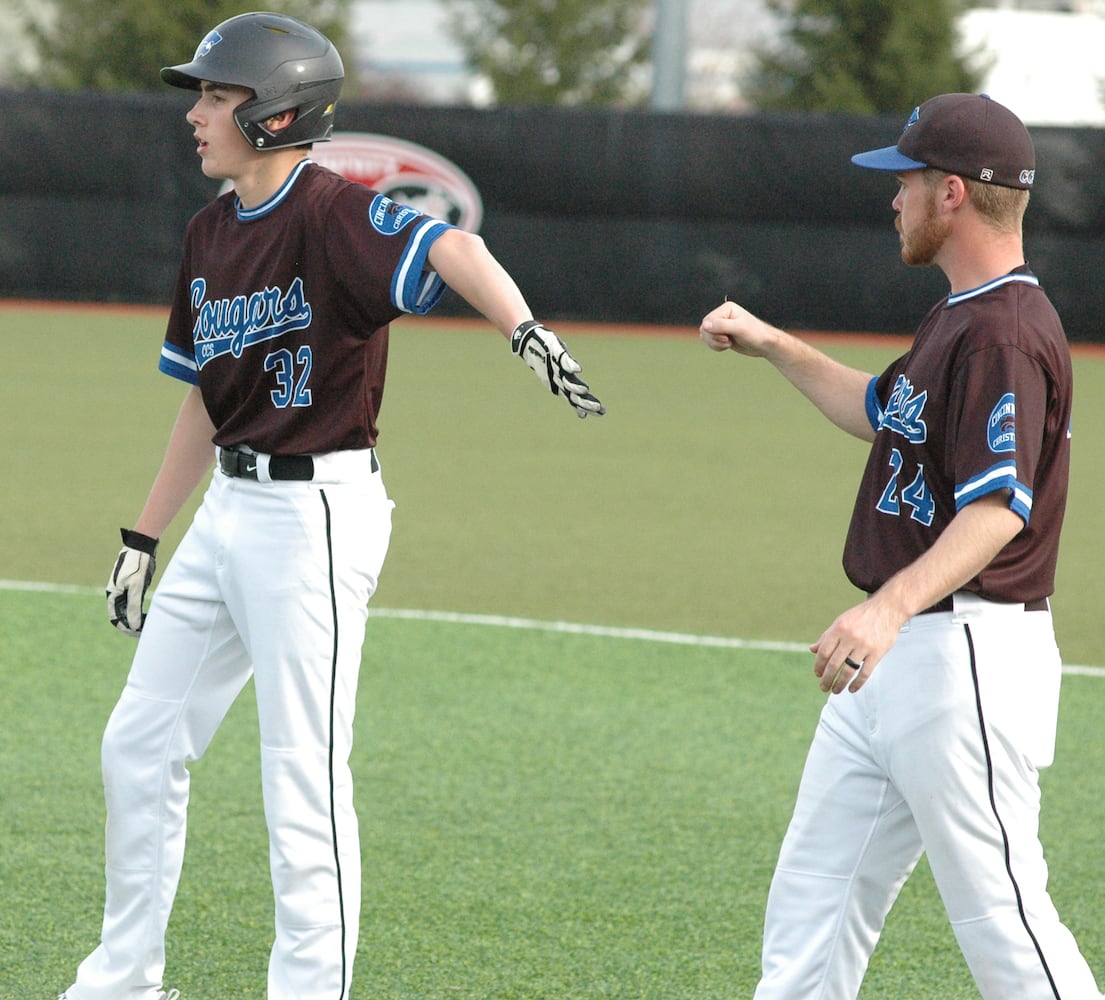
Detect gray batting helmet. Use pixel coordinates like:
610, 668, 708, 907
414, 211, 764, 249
161, 11, 344, 150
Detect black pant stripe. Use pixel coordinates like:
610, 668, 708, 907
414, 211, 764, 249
964, 623, 1061, 999
320, 490, 349, 1000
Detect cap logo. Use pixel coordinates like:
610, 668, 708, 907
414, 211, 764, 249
1020, 169, 1036, 185
980, 168, 994, 182
902, 106, 921, 133
195, 30, 223, 60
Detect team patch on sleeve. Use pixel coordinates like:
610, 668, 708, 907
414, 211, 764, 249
368, 194, 424, 236
987, 392, 1017, 453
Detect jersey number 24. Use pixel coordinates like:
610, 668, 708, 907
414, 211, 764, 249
876, 447, 935, 526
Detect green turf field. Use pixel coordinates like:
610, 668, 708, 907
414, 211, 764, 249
2, 306, 1103, 997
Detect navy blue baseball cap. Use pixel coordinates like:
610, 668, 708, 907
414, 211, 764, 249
851, 93, 1036, 189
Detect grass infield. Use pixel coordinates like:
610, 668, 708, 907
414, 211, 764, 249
2, 304, 1103, 997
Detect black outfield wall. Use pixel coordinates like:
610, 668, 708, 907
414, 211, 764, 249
3, 88, 1104, 340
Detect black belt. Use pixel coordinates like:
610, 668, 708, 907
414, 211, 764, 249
219, 447, 314, 481
919, 594, 1048, 615
219, 447, 381, 481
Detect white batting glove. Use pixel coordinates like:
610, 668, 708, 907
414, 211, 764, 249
106, 528, 159, 637
510, 320, 605, 418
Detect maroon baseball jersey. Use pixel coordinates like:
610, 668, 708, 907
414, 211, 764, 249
843, 268, 1072, 603
159, 160, 453, 454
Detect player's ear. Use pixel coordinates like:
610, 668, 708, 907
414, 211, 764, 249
263, 110, 297, 134
944, 173, 969, 211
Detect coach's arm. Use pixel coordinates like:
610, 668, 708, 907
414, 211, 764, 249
700, 299, 875, 442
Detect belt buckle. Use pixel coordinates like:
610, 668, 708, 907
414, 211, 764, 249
220, 446, 258, 480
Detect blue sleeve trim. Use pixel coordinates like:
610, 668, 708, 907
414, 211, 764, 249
159, 342, 199, 385
864, 376, 882, 433
391, 219, 453, 314
954, 460, 1032, 524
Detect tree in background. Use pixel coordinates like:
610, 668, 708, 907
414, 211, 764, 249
442, 0, 652, 107
748, 0, 987, 114
11, 0, 350, 91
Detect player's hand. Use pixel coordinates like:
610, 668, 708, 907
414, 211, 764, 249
106, 528, 159, 637
699, 299, 777, 357
511, 321, 605, 418
810, 594, 907, 694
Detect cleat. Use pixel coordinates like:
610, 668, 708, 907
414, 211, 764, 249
59, 991, 179, 999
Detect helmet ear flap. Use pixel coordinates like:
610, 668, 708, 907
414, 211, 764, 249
234, 81, 341, 149
234, 105, 296, 149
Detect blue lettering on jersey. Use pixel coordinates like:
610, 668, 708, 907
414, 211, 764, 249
878, 374, 928, 442
190, 276, 312, 370
987, 392, 1017, 453
369, 194, 422, 235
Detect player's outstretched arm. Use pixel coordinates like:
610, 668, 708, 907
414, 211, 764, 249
427, 229, 604, 417
700, 299, 874, 441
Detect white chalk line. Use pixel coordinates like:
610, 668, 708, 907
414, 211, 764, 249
4, 579, 1103, 678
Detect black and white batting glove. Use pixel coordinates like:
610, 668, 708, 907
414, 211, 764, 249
510, 320, 605, 418
106, 528, 159, 637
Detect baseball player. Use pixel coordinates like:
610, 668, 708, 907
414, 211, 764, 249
60, 12, 602, 1000
701, 94, 1102, 998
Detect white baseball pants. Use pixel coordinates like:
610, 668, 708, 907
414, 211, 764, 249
67, 450, 393, 1000
754, 594, 1102, 1000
